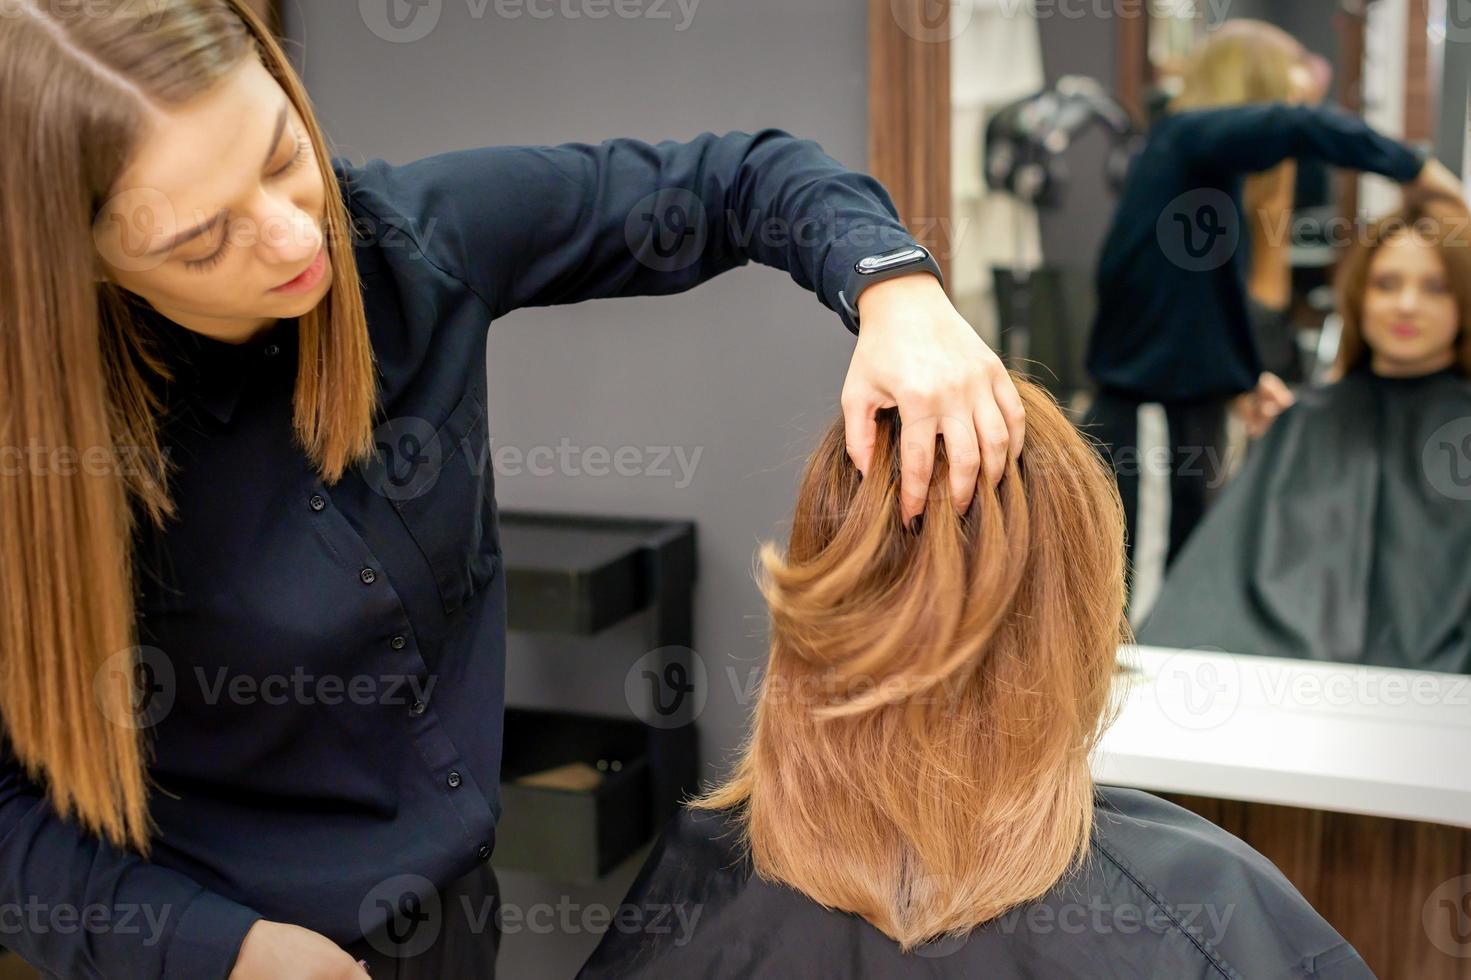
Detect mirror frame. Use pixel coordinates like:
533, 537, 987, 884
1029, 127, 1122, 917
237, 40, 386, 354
866, 0, 953, 288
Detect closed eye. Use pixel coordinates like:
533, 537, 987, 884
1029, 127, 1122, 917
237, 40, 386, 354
183, 132, 313, 273
273, 133, 312, 179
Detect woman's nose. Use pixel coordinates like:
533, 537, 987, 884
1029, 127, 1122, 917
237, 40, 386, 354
256, 205, 321, 264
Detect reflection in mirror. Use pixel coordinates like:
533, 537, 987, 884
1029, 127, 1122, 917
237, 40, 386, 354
956, 0, 1468, 670
1136, 189, 1471, 673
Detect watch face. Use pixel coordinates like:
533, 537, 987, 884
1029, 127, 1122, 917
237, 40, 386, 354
856, 246, 926, 274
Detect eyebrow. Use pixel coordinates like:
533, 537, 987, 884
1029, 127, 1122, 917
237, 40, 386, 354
142, 99, 291, 258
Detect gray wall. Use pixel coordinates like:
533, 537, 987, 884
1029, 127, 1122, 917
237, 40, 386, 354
283, 1, 871, 975
1034, 6, 1119, 270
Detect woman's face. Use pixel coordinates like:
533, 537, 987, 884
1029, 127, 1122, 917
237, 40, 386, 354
93, 55, 332, 344
1360, 231, 1461, 377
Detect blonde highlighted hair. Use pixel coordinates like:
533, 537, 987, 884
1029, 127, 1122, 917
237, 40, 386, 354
693, 377, 1132, 950
1169, 18, 1304, 112
0, 0, 377, 853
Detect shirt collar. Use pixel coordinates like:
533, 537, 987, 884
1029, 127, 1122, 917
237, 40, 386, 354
129, 297, 299, 426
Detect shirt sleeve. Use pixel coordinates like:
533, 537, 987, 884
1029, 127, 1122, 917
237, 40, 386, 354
0, 743, 263, 980
1174, 103, 1429, 182
341, 129, 920, 335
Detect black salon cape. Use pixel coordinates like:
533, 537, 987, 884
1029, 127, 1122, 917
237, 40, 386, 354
576, 787, 1367, 978
1137, 364, 1471, 673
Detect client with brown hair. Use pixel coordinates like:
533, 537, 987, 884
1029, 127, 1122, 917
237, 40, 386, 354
1138, 189, 1471, 671
578, 377, 1368, 978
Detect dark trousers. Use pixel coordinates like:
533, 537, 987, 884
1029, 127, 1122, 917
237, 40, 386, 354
1080, 388, 1231, 603
343, 861, 502, 979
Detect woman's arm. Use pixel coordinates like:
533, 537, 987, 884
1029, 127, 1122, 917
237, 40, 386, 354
342, 128, 920, 330
341, 129, 1025, 512
0, 745, 262, 980
1174, 103, 1429, 182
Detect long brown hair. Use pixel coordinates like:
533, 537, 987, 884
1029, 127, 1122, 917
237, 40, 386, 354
693, 377, 1132, 950
0, 0, 377, 853
1333, 188, 1471, 377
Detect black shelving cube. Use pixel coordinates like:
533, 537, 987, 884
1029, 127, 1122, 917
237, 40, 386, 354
496, 707, 652, 883
493, 510, 698, 883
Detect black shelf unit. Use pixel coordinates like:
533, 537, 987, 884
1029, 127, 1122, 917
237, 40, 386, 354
493, 510, 698, 884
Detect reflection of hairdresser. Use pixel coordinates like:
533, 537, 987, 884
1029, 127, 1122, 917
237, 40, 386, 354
1246, 48, 1333, 384
1081, 19, 1462, 606
1138, 190, 1471, 673
578, 380, 1370, 977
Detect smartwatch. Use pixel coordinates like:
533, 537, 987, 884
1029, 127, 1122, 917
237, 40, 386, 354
838, 243, 944, 329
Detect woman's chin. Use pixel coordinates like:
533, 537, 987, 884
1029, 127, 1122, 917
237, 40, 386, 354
1369, 343, 1456, 376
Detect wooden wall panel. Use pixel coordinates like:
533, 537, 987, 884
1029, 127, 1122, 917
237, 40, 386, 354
1114, 0, 1150, 126
1161, 792, 1471, 978
1405, 0, 1432, 143
867, 0, 952, 288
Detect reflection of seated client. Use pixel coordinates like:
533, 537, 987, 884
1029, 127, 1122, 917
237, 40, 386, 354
578, 379, 1367, 977
1138, 190, 1471, 673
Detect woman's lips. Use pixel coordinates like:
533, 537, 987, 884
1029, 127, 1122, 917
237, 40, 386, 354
1388, 322, 1420, 339
271, 245, 326, 294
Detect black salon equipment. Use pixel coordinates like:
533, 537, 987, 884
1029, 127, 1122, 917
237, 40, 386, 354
493, 511, 697, 883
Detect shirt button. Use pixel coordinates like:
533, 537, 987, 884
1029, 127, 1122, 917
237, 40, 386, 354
263, 343, 281, 358
410, 699, 427, 716
308, 494, 327, 512
359, 567, 377, 585
447, 771, 462, 789
390, 634, 407, 650
477, 842, 492, 861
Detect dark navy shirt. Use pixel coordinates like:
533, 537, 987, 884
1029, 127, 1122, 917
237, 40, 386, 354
1086, 103, 1426, 402
0, 129, 918, 980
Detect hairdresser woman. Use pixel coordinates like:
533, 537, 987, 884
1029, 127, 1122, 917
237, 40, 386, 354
1083, 18, 1463, 610
0, 3, 1024, 980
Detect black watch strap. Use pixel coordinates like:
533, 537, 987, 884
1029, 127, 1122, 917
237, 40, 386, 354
838, 244, 944, 329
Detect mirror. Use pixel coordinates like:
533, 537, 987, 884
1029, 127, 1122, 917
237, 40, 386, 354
951, 0, 1470, 675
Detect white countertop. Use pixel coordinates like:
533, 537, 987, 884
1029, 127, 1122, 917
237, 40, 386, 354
1091, 645, 1471, 829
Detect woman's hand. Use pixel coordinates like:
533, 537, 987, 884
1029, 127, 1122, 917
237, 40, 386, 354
230, 920, 371, 980
1414, 157, 1465, 200
842, 271, 1025, 527
1230, 371, 1295, 438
